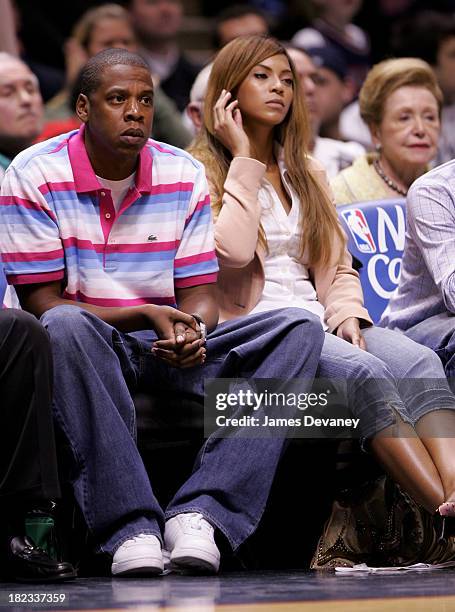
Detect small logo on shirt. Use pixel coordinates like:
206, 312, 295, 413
147, 234, 157, 241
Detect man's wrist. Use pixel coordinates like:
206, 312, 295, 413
191, 312, 207, 341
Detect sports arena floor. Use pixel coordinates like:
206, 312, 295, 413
2, 569, 455, 612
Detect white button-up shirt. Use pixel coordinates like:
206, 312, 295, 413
250, 158, 327, 329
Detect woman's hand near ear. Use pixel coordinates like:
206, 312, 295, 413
213, 90, 251, 158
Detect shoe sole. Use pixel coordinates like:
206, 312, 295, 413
15, 570, 77, 583
112, 556, 164, 576
171, 547, 219, 574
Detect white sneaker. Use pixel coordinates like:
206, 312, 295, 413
164, 512, 220, 573
111, 534, 164, 576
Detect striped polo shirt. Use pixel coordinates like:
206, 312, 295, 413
0, 127, 218, 307
0, 263, 6, 305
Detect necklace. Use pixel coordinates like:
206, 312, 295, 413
373, 159, 407, 196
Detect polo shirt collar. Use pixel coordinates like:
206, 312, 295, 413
68, 124, 153, 194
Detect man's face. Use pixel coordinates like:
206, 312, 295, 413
286, 48, 320, 129
77, 64, 154, 158
314, 0, 362, 23
217, 14, 269, 47
87, 17, 138, 57
0, 58, 43, 153
313, 67, 353, 127
130, 0, 182, 42
435, 35, 455, 103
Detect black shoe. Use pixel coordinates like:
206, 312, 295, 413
6, 536, 77, 583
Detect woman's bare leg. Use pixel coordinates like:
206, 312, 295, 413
370, 420, 445, 513
415, 410, 455, 507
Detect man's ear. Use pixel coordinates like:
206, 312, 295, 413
342, 77, 356, 105
186, 102, 203, 131
76, 93, 90, 123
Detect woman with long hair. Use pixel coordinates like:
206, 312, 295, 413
189, 34, 455, 537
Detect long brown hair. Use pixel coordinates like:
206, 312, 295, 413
189, 35, 345, 267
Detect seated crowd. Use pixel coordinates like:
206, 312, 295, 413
2, 0, 455, 584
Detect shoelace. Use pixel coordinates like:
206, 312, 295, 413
129, 534, 159, 544
181, 513, 212, 534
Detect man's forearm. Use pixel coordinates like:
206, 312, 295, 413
17, 290, 156, 333
16, 280, 216, 337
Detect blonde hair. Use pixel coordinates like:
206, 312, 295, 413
360, 57, 443, 127
72, 4, 132, 51
189, 35, 344, 267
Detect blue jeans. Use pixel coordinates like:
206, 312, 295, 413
401, 312, 455, 385
40, 306, 324, 554
318, 326, 455, 441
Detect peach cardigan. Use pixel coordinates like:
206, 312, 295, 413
211, 156, 373, 332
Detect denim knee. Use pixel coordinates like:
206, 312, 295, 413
408, 342, 449, 379
40, 304, 90, 340
398, 343, 455, 422
343, 349, 391, 380
265, 307, 325, 347
270, 307, 322, 327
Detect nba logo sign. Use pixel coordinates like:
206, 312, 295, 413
341, 209, 376, 253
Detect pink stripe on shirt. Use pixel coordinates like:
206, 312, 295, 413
63, 290, 176, 307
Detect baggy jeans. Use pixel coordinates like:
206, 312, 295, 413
41, 305, 324, 554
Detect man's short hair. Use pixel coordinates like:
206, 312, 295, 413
306, 45, 348, 81
79, 48, 150, 98
214, 4, 268, 48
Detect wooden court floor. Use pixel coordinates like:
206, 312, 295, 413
2, 570, 455, 612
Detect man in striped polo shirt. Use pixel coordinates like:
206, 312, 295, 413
0, 49, 324, 576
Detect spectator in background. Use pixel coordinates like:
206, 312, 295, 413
341, 9, 455, 154
46, 3, 137, 121
391, 11, 455, 164
291, 0, 370, 94
0, 53, 43, 183
185, 62, 213, 135
286, 46, 364, 177
354, 0, 455, 64
0, 0, 64, 103
214, 5, 269, 48
43, 3, 192, 149
331, 58, 441, 205
129, 0, 199, 112
306, 44, 356, 141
